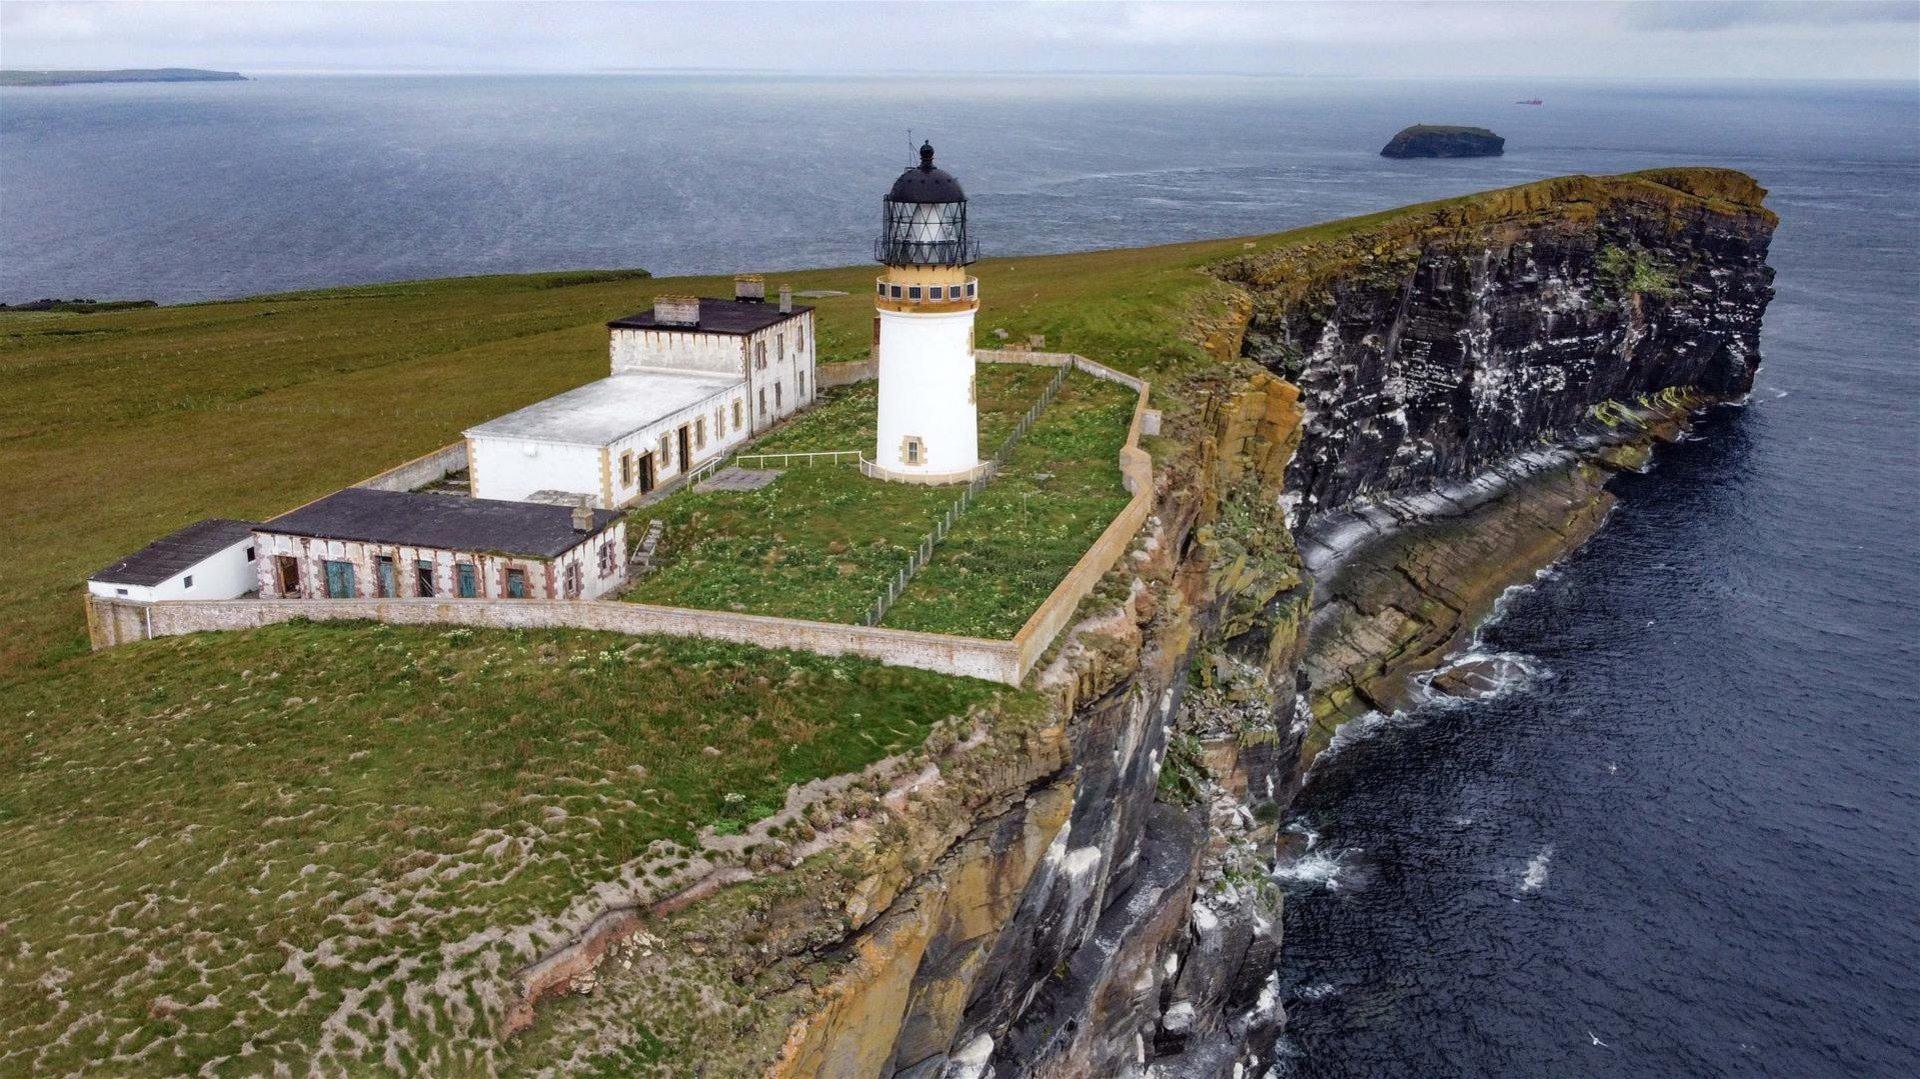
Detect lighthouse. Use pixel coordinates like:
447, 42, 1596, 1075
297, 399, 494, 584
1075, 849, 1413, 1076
870, 142, 984, 484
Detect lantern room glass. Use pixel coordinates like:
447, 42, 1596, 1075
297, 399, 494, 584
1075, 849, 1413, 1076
876, 199, 976, 266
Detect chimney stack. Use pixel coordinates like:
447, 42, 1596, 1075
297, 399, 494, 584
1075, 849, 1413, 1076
778, 283, 793, 314
652, 294, 700, 326
734, 274, 765, 303
571, 499, 594, 532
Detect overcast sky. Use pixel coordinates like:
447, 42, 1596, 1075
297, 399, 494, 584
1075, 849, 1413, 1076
3, 1, 1916, 80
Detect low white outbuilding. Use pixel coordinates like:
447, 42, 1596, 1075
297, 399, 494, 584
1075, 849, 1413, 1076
465, 371, 748, 507
87, 518, 260, 603
254, 487, 627, 602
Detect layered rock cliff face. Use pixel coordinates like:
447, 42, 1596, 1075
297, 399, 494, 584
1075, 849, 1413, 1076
515, 170, 1776, 1076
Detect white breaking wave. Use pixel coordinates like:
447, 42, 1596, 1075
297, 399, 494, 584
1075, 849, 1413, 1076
1521, 845, 1555, 892
1273, 848, 1355, 892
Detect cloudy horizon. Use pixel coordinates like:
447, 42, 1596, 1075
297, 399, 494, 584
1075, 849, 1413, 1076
2, 0, 1917, 82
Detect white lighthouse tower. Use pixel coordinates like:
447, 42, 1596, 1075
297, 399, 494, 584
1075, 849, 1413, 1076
870, 142, 984, 484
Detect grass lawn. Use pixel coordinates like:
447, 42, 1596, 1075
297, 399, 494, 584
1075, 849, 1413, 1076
883, 374, 1137, 637
0, 620, 1020, 1074
623, 365, 1129, 633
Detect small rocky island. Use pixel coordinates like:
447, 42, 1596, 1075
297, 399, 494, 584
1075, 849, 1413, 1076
0, 68, 246, 87
1381, 124, 1505, 158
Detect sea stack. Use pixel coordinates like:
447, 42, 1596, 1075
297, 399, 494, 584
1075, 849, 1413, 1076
1380, 124, 1505, 158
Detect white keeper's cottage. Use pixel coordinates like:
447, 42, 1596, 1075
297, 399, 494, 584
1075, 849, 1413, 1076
465, 277, 815, 508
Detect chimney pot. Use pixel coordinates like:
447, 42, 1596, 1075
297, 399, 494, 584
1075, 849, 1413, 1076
653, 294, 700, 326
571, 501, 594, 532
734, 274, 765, 302
778, 283, 793, 314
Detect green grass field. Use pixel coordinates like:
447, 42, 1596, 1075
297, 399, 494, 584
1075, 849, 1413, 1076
623, 364, 1125, 632
0, 620, 1021, 1073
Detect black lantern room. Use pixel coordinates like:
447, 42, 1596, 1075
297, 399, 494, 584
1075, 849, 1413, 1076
875, 142, 979, 267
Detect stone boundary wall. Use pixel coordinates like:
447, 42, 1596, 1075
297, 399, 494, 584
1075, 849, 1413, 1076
353, 441, 467, 492
86, 352, 1155, 688
817, 359, 875, 389
86, 594, 1024, 684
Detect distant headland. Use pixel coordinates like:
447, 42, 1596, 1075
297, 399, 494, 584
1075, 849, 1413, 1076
1380, 124, 1505, 159
0, 68, 247, 87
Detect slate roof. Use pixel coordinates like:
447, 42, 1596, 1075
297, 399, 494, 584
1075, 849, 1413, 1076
91, 518, 257, 586
607, 297, 812, 336
258, 488, 619, 559
465, 372, 737, 446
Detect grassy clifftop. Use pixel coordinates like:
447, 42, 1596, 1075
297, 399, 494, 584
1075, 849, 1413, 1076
3, 167, 1764, 680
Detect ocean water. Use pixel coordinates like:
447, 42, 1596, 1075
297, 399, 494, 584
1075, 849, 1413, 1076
5, 75, 1917, 1074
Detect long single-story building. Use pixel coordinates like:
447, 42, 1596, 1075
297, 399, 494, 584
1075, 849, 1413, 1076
254, 488, 627, 601
87, 518, 260, 602
464, 370, 749, 507
464, 282, 817, 509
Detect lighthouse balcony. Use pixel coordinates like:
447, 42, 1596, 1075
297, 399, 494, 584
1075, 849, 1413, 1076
875, 276, 979, 313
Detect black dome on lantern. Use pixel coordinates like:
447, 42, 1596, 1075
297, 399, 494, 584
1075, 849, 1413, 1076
887, 142, 966, 204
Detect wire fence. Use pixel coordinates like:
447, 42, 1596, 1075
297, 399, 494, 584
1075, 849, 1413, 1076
861, 363, 1070, 627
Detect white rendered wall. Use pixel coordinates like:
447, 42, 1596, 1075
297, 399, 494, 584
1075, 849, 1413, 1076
86, 537, 258, 603
874, 307, 979, 475
603, 385, 751, 506
468, 439, 603, 505
610, 329, 744, 377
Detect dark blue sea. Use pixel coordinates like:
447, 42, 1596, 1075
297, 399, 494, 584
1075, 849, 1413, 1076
4, 75, 1916, 1076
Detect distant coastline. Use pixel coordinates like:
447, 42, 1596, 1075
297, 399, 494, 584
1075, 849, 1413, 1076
0, 68, 246, 87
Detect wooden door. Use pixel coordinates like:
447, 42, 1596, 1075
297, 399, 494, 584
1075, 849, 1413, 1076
275, 556, 300, 596
677, 425, 691, 472
639, 452, 656, 494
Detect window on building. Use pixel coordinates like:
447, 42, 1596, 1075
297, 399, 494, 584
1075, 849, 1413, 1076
774, 382, 782, 409
116, 587, 128, 596
183, 575, 194, 589
967, 281, 977, 297
903, 437, 923, 465
416, 559, 435, 597
758, 388, 767, 415
755, 341, 767, 370
876, 281, 886, 295
563, 562, 583, 598
598, 542, 617, 577
456, 562, 477, 598
799, 371, 807, 398
732, 400, 744, 427
929, 286, 943, 300
890, 284, 902, 299
776, 333, 784, 361
245, 546, 256, 562
695, 417, 707, 448
621, 451, 633, 486
908, 286, 922, 300
660, 435, 673, 470
505, 567, 527, 599
323, 560, 356, 598
716, 406, 726, 436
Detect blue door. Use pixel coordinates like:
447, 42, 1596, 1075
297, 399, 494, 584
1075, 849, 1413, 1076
323, 560, 356, 598
506, 568, 527, 598
457, 563, 477, 598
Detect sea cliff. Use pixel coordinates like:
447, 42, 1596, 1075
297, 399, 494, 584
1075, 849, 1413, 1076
506, 169, 1777, 1074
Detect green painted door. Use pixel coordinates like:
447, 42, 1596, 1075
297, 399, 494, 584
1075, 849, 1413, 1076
323, 560, 356, 598
457, 563, 477, 598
